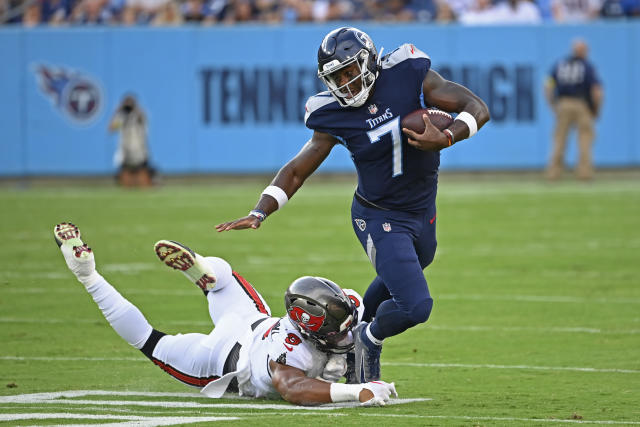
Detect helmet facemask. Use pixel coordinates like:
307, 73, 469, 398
297, 305, 357, 354
318, 49, 376, 108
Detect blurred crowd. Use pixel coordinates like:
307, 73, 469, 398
1, 0, 639, 26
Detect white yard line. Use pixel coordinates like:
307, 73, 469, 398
0, 391, 427, 410
0, 391, 638, 426
358, 413, 640, 425
0, 413, 238, 426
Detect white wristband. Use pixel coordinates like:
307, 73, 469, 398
262, 185, 288, 210
329, 383, 363, 402
455, 111, 478, 137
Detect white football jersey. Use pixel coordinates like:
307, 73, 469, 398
239, 288, 364, 398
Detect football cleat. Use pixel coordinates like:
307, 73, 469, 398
53, 222, 96, 280
154, 240, 216, 291
353, 322, 382, 383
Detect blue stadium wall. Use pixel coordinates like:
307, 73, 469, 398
1, 23, 638, 176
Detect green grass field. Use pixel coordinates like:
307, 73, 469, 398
1, 173, 639, 426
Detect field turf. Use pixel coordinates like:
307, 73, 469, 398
0, 173, 639, 426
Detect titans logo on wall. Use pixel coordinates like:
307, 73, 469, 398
34, 65, 103, 124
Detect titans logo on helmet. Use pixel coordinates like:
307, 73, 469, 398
34, 65, 102, 125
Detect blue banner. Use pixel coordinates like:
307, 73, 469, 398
1, 23, 638, 176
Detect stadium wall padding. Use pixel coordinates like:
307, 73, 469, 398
0, 23, 638, 176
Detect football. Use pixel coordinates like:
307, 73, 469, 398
401, 108, 454, 134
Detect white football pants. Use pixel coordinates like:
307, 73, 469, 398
85, 256, 271, 388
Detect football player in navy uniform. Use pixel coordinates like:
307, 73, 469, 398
53, 222, 397, 406
216, 27, 490, 383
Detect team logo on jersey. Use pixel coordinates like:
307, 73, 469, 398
34, 64, 103, 125
289, 307, 325, 332
382, 222, 392, 232
354, 218, 366, 231
366, 107, 394, 129
368, 104, 378, 115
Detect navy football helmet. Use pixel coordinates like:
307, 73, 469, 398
285, 276, 357, 354
317, 27, 381, 108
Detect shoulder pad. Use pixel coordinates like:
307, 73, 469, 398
304, 92, 335, 125
382, 44, 430, 70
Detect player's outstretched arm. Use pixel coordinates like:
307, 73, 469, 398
403, 69, 490, 151
215, 131, 338, 232
269, 360, 397, 406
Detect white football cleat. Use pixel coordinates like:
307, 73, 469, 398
154, 240, 216, 291
53, 222, 96, 281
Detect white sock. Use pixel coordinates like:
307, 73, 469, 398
85, 274, 153, 349
366, 323, 383, 346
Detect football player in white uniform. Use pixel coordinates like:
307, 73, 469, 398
53, 222, 397, 406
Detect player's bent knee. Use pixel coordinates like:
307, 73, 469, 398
204, 256, 233, 291
409, 298, 433, 325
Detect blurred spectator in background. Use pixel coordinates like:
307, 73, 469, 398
280, 0, 313, 22
434, 0, 457, 22
151, 0, 183, 24
41, 0, 72, 24
460, 0, 542, 24
70, 0, 110, 24
1, 0, 638, 26
459, 0, 496, 23
255, 0, 280, 22
375, 0, 415, 20
312, 0, 354, 21
180, 0, 210, 21
109, 94, 155, 188
22, 0, 41, 25
545, 38, 603, 181
551, 0, 601, 21
600, 0, 640, 16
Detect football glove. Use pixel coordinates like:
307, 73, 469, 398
360, 380, 398, 406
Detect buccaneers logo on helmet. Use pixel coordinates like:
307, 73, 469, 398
289, 307, 325, 332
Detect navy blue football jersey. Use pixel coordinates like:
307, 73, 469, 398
305, 43, 438, 211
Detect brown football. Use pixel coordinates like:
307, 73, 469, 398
401, 108, 454, 133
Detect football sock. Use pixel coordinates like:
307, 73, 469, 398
365, 323, 383, 346
85, 275, 153, 349
204, 256, 233, 321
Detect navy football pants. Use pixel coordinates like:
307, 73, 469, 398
350, 197, 436, 340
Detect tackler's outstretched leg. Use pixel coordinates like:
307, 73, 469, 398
154, 239, 271, 327
54, 222, 154, 349
54, 224, 231, 388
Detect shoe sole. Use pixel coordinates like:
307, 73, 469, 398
154, 240, 216, 291
54, 222, 92, 258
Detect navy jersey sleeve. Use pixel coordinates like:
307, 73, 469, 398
382, 43, 431, 92
304, 92, 338, 134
